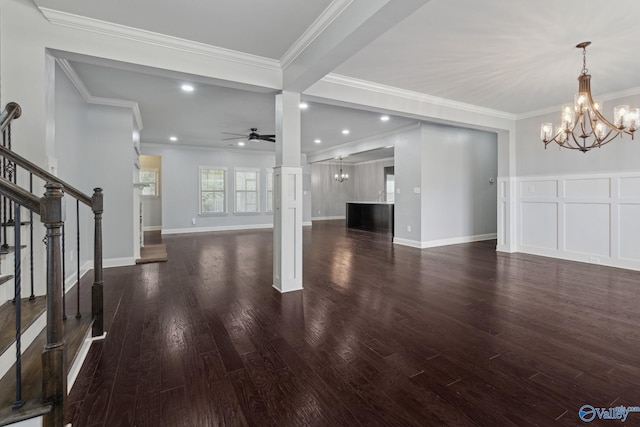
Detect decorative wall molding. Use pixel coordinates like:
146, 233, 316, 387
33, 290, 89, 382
41, 8, 281, 73
56, 58, 144, 130
280, 0, 353, 69
321, 73, 517, 121
516, 86, 640, 120
516, 171, 640, 271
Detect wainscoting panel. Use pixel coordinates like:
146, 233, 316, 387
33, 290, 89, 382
520, 202, 557, 250
516, 172, 640, 270
563, 203, 610, 257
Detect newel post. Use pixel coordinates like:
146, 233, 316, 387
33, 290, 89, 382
40, 182, 66, 427
91, 188, 104, 337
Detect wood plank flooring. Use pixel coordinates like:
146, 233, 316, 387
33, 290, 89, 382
68, 221, 640, 426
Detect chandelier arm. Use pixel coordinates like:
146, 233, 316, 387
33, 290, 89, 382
585, 91, 621, 133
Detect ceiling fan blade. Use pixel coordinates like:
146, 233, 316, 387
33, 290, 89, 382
259, 134, 275, 139
222, 136, 247, 141
221, 132, 248, 136
260, 137, 276, 143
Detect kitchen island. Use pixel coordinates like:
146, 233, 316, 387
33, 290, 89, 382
346, 201, 394, 235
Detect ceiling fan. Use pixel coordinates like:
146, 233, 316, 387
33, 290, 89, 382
222, 128, 275, 143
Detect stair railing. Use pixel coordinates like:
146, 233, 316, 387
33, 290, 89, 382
0, 102, 104, 427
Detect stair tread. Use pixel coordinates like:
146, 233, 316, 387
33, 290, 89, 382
0, 297, 46, 357
0, 313, 93, 420
0, 400, 51, 426
0, 276, 13, 286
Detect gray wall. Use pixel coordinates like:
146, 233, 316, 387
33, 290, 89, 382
54, 65, 135, 264
84, 105, 135, 261
353, 158, 394, 202
394, 127, 423, 241
310, 162, 355, 218
420, 123, 498, 242
516, 92, 640, 176
141, 145, 314, 231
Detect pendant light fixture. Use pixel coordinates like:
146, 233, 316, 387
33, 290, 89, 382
334, 157, 348, 182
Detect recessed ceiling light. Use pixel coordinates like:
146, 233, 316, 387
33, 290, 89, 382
342, 129, 350, 135
314, 139, 321, 144
181, 84, 194, 92
380, 115, 390, 122
238, 141, 245, 146
169, 136, 178, 142
299, 102, 308, 109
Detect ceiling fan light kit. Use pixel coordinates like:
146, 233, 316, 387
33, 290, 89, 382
540, 41, 639, 153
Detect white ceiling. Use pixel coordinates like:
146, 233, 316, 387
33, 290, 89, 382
69, 60, 416, 155
335, 0, 640, 115
38, 0, 640, 160
34, 0, 333, 59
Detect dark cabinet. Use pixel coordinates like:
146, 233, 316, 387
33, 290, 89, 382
346, 202, 394, 235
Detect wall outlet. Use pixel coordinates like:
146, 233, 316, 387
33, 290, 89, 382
396, 188, 400, 194
413, 187, 420, 194
407, 225, 411, 232
318, 210, 321, 214
191, 218, 196, 225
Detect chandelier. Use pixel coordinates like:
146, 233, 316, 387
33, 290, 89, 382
334, 158, 348, 182
540, 42, 639, 152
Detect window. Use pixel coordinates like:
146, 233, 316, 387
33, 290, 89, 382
234, 168, 260, 213
200, 167, 227, 214
266, 169, 273, 213
139, 169, 159, 196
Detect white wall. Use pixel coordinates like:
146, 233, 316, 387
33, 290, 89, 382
393, 127, 423, 243
142, 144, 286, 233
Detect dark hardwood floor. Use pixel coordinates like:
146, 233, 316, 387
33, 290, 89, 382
67, 221, 640, 426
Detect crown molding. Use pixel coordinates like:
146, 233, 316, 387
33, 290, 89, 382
280, 0, 353, 69
321, 73, 517, 121
40, 8, 281, 73
353, 156, 394, 166
56, 58, 144, 130
516, 85, 640, 120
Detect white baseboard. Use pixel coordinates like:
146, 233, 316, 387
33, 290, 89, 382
303, 221, 312, 227
394, 233, 497, 249
311, 216, 346, 221
518, 245, 640, 272
143, 226, 162, 231
103, 257, 136, 268
162, 223, 274, 235
392, 237, 423, 248
64, 261, 93, 293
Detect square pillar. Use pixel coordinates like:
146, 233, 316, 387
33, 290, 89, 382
273, 91, 303, 293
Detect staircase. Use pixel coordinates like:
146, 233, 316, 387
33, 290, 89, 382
0, 102, 105, 427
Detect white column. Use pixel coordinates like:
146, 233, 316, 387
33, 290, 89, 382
273, 91, 303, 292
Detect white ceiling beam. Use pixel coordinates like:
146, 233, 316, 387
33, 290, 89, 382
281, 0, 431, 93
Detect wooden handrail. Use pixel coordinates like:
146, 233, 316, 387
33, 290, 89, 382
0, 102, 21, 133
0, 145, 92, 207
0, 176, 41, 212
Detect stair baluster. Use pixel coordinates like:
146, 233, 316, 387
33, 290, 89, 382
12, 203, 24, 410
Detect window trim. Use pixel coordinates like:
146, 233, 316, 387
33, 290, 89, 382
139, 168, 159, 198
233, 167, 261, 215
265, 168, 274, 214
199, 166, 228, 216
